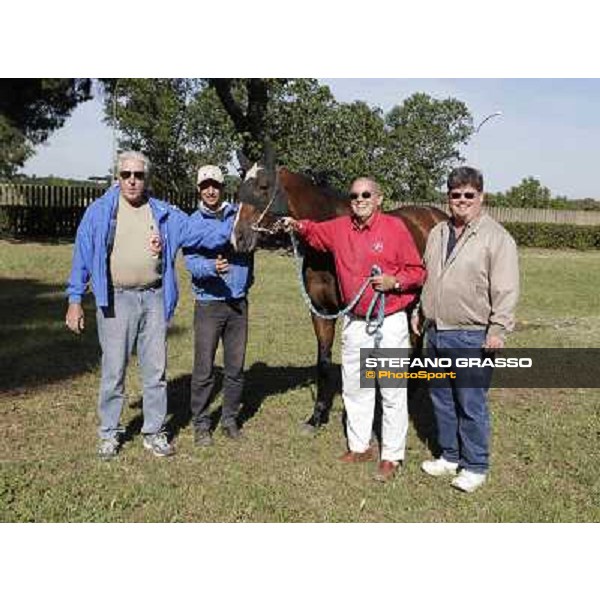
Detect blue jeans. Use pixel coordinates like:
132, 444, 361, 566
426, 327, 491, 474
96, 287, 167, 440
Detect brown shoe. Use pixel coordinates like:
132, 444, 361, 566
339, 447, 378, 464
373, 460, 400, 483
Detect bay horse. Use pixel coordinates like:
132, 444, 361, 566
233, 157, 448, 433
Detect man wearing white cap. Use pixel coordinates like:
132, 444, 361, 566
185, 165, 254, 447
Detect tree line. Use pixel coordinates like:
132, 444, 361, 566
486, 177, 600, 211
0, 78, 472, 206
2, 78, 599, 211
100, 78, 473, 205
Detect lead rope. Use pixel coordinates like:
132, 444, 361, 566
365, 265, 385, 349
289, 230, 385, 347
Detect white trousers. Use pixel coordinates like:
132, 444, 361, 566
341, 311, 410, 462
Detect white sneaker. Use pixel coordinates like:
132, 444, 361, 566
143, 432, 175, 457
451, 470, 486, 493
421, 457, 459, 477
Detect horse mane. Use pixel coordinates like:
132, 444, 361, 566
278, 167, 350, 221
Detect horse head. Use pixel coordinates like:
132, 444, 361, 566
231, 143, 286, 252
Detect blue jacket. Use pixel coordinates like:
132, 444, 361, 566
66, 185, 233, 320
184, 202, 254, 302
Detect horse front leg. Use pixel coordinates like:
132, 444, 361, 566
303, 316, 338, 434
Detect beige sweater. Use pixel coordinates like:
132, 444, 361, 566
110, 195, 162, 288
420, 213, 519, 339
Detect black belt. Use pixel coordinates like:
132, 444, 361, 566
113, 280, 162, 292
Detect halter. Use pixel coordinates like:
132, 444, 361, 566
249, 168, 281, 235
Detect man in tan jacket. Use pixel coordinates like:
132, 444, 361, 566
412, 166, 519, 493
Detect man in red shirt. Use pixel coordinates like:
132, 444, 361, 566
283, 177, 425, 482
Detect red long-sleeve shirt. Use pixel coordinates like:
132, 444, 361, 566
297, 211, 426, 317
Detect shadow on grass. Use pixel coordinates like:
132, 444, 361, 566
0, 234, 75, 245
241, 361, 317, 424
0, 277, 100, 392
163, 361, 318, 439
159, 359, 438, 453
0, 276, 187, 394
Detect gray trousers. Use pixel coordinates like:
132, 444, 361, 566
190, 298, 248, 431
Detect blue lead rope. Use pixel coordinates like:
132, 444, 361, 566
289, 230, 385, 347
365, 266, 385, 349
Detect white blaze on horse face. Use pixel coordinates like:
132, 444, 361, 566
230, 204, 242, 251
244, 163, 260, 182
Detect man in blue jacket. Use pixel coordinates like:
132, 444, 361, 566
185, 165, 254, 447
65, 151, 233, 460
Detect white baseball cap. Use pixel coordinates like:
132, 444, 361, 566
197, 165, 224, 185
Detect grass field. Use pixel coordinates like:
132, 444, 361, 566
1, 240, 599, 522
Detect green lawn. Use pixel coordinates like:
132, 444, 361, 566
1, 242, 599, 521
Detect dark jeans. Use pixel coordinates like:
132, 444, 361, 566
191, 298, 248, 432
426, 326, 491, 474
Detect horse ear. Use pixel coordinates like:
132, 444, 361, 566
236, 149, 252, 175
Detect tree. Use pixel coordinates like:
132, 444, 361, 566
208, 78, 274, 162
568, 198, 600, 211
266, 86, 472, 205
0, 119, 30, 179
102, 78, 240, 194
267, 80, 388, 192
102, 79, 473, 204
0, 78, 92, 178
495, 177, 552, 208
381, 93, 473, 203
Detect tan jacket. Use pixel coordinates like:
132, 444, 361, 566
420, 213, 519, 339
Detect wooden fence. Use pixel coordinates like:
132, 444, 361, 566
0, 183, 233, 238
0, 183, 104, 237
486, 205, 600, 225
393, 200, 600, 225
2, 182, 600, 238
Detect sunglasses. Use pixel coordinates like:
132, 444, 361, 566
449, 191, 478, 200
349, 191, 374, 201
119, 170, 145, 181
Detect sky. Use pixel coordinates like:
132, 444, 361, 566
20, 79, 600, 199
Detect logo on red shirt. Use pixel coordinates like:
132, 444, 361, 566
372, 241, 384, 253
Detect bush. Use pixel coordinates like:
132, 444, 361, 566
504, 222, 600, 250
